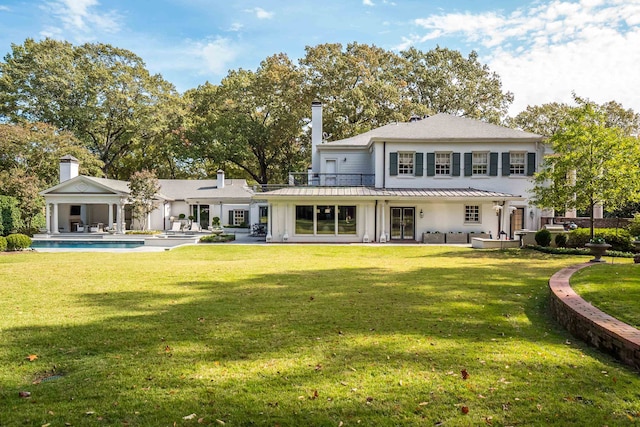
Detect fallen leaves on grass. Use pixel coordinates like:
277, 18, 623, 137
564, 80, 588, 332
183, 414, 197, 420
26, 354, 38, 361
461, 406, 469, 414
461, 369, 470, 380
18, 391, 31, 398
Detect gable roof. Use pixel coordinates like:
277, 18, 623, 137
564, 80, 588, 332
40, 175, 131, 196
320, 113, 543, 148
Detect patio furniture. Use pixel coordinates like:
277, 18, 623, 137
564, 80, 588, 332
89, 223, 103, 232
167, 221, 182, 234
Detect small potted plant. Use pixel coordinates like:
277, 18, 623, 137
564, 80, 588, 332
585, 237, 611, 263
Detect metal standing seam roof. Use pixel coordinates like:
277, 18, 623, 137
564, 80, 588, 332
318, 113, 543, 148
259, 187, 523, 199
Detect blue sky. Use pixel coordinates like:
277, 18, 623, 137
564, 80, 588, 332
0, 0, 639, 116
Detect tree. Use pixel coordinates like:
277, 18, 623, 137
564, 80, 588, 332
0, 38, 181, 179
300, 42, 427, 141
532, 100, 640, 238
510, 96, 640, 137
128, 169, 160, 231
0, 195, 23, 236
401, 47, 513, 125
185, 54, 310, 184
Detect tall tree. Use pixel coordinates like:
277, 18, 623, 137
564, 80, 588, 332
185, 54, 310, 184
401, 47, 513, 125
532, 100, 640, 238
0, 38, 180, 179
300, 42, 427, 141
128, 169, 160, 231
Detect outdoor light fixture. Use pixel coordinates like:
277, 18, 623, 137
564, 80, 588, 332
419, 209, 424, 218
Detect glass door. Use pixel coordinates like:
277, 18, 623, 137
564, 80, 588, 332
390, 207, 415, 240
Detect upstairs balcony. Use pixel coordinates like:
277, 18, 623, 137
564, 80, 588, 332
254, 172, 376, 192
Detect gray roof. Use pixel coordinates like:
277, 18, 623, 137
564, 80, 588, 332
320, 113, 543, 148
83, 176, 131, 194
158, 179, 253, 201
260, 186, 522, 200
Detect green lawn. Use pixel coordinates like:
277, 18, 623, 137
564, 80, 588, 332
572, 263, 640, 329
1, 246, 639, 426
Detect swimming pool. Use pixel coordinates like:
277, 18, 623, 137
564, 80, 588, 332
31, 240, 144, 249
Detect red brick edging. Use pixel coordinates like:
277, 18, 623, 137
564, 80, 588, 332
549, 263, 640, 370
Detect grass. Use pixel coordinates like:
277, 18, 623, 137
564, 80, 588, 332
572, 263, 640, 328
0, 246, 639, 426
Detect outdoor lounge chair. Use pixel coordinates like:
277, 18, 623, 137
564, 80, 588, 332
167, 221, 182, 234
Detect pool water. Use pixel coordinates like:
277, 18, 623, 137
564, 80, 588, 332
31, 240, 144, 249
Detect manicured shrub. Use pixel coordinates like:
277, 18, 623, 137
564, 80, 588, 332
535, 229, 552, 247
0, 236, 6, 251
6, 233, 32, 251
200, 234, 235, 243
555, 233, 568, 248
0, 195, 23, 236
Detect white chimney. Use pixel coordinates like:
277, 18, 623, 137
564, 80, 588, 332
311, 101, 322, 174
217, 169, 225, 189
59, 155, 79, 183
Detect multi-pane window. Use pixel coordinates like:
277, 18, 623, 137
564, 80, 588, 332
233, 209, 245, 226
472, 152, 488, 175
465, 205, 480, 223
398, 152, 414, 175
435, 152, 451, 175
295, 205, 357, 235
510, 152, 526, 175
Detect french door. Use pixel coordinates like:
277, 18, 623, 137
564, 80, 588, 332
390, 207, 415, 240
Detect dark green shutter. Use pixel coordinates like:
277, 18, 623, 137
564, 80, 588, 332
426, 153, 435, 176
228, 210, 233, 226
502, 152, 510, 176
452, 153, 461, 176
527, 152, 536, 176
489, 152, 498, 176
415, 153, 424, 176
390, 152, 398, 176
464, 153, 472, 176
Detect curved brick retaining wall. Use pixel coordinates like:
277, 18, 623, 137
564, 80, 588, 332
549, 263, 640, 370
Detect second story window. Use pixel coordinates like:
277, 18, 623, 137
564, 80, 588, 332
435, 153, 451, 176
510, 152, 526, 175
472, 152, 488, 175
398, 152, 414, 175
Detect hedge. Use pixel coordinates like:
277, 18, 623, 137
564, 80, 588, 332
6, 233, 32, 251
567, 228, 634, 252
0, 236, 6, 251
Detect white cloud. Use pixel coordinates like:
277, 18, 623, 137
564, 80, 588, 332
42, 0, 121, 41
244, 7, 274, 20
363, 0, 375, 6
406, 0, 640, 115
229, 22, 243, 32
0, 5, 10, 11
192, 37, 239, 75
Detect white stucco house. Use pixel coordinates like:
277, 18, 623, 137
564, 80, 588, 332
258, 102, 548, 243
40, 156, 259, 234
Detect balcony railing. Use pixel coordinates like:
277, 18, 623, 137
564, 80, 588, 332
289, 172, 375, 187
252, 172, 376, 193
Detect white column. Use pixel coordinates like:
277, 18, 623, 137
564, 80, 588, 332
116, 203, 123, 233
108, 203, 114, 230
283, 204, 289, 242
52, 203, 59, 234
379, 201, 387, 243
45, 203, 51, 234
266, 203, 273, 243
196, 204, 201, 226
363, 204, 370, 243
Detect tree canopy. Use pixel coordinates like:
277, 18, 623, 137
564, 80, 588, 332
0, 38, 182, 179
531, 99, 640, 237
